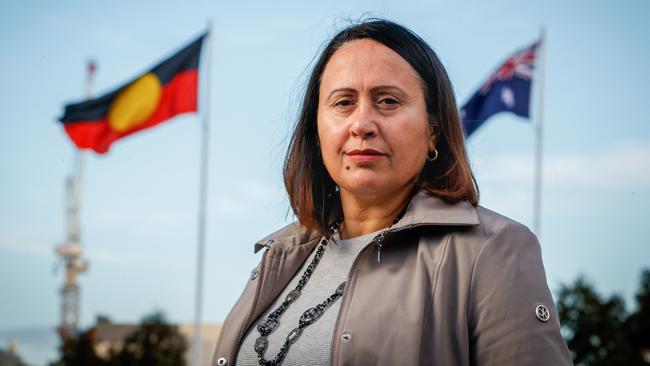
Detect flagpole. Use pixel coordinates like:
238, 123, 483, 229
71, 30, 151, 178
192, 21, 213, 366
74, 60, 95, 221
73, 60, 95, 239
533, 26, 546, 238
73, 60, 94, 243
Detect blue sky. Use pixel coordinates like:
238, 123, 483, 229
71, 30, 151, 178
1, 0, 649, 360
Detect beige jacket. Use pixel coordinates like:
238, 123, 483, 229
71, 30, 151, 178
212, 191, 573, 366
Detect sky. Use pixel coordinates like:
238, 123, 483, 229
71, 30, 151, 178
1, 0, 649, 363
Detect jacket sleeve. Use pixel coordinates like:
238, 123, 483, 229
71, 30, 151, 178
467, 221, 573, 366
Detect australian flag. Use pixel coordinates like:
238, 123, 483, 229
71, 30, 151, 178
460, 40, 540, 137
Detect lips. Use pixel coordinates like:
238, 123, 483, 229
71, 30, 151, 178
345, 148, 386, 163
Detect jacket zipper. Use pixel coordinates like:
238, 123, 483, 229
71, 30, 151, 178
374, 232, 386, 263
374, 223, 434, 262
230, 242, 272, 365
330, 231, 389, 366
330, 225, 420, 365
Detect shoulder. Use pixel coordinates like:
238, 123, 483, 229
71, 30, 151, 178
401, 192, 536, 256
474, 205, 535, 242
437, 203, 538, 256
432, 204, 541, 277
468, 206, 541, 271
440, 204, 539, 259
465, 206, 547, 298
253, 221, 322, 253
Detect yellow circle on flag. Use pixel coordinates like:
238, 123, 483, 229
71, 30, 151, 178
108, 73, 162, 133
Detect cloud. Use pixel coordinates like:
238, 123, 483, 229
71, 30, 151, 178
212, 179, 285, 215
0, 241, 51, 256
546, 142, 650, 188
213, 196, 249, 215
471, 140, 650, 220
0, 239, 164, 269
475, 140, 650, 189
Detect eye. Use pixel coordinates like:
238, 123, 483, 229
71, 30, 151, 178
333, 98, 354, 109
380, 97, 400, 104
377, 97, 401, 109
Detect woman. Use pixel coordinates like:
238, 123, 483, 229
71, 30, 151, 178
212, 19, 572, 366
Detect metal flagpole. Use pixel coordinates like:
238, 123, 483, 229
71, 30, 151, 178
74, 60, 95, 228
72, 60, 95, 239
533, 26, 546, 237
192, 21, 213, 366
69, 60, 95, 251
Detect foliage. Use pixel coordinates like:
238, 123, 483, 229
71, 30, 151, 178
53, 312, 187, 366
557, 269, 650, 366
114, 312, 187, 366
54, 329, 105, 366
626, 270, 650, 351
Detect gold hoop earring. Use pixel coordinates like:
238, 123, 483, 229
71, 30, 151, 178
427, 148, 438, 162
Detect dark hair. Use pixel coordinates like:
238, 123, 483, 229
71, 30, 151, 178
283, 18, 479, 234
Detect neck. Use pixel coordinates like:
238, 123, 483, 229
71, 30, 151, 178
338, 186, 414, 239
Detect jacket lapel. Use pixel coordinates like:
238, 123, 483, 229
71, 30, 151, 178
254, 191, 479, 253
392, 191, 479, 229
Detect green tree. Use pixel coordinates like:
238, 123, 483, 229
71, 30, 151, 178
53, 329, 107, 366
557, 274, 648, 366
54, 311, 188, 366
116, 312, 187, 366
626, 270, 650, 357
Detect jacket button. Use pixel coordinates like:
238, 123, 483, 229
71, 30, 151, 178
341, 332, 351, 342
216, 357, 228, 366
535, 304, 550, 322
250, 269, 259, 280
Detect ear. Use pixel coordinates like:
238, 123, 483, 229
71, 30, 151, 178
427, 118, 439, 151
428, 131, 438, 151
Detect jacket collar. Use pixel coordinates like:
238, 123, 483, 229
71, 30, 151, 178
254, 190, 479, 253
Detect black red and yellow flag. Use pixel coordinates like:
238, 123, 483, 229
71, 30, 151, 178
59, 33, 206, 153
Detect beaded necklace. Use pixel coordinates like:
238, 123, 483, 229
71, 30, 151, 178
253, 213, 404, 366
253, 219, 345, 366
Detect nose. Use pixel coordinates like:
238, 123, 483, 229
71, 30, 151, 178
349, 101, 377, 139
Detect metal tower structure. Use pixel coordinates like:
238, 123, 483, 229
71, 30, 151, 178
55, 60, 95, 340
55, 154, 88, 339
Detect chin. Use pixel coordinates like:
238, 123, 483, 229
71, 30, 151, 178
341, 181, 392, 198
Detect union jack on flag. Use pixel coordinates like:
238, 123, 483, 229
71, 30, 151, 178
460, 40, 541, 137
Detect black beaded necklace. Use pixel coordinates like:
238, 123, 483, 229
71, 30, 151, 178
253, 213, 404, 366
253, 219, 345, 366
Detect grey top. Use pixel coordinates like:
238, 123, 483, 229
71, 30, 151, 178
236, 230, 381, 366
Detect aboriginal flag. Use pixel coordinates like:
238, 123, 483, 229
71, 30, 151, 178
59, 33, 206, 153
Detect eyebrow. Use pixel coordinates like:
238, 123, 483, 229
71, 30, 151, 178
325, 85, 407, 101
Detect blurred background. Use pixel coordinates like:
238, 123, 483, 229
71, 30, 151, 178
1, 0, 648, 365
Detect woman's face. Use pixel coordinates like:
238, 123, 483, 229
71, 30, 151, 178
317, 39, 435, 200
